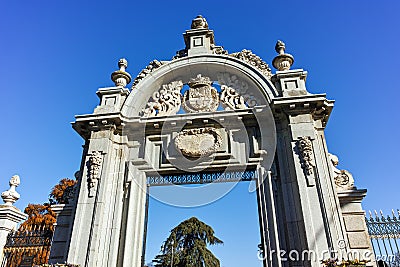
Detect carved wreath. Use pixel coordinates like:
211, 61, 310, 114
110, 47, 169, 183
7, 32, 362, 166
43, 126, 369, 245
175, 127, 222, 157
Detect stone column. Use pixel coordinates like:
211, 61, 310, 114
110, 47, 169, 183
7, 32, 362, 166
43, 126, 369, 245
0, 175, 27, 264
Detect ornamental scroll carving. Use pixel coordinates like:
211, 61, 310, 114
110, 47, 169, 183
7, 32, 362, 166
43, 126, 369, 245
175, 127, 222, 157
142, 81, 183, 117
220, 85, 247, 110
297, 137, 315, 185
229, 50, 272, 78
87, 151, 102, 197
141, 75, 252, 117
329, 153, 355, 190
217, 73, 258, 107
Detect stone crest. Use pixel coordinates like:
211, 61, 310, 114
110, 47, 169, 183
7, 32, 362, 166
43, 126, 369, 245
182, 75, 219, 113
175, 127, 222, 157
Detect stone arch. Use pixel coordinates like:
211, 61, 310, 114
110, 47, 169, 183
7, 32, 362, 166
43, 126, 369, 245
121, 54, 279, 118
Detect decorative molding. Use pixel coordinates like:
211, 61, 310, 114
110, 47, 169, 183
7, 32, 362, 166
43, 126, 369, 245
297, 136, 315, 177
87, 151, 103, 197
229, 49, 272, 78
220, 85, 247, 110
1, 175, 21, 206
132, 60, 164, 88
141, 80, 183, 117
182, 75, 219, 113
175, 127, 222, 157
329, 153, 355, 190
147, 170, 256, 186
217, 73, 258, 107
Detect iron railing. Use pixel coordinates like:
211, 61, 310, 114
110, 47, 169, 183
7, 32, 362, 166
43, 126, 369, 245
366, 210, 400, 267
1, 226, 53, 267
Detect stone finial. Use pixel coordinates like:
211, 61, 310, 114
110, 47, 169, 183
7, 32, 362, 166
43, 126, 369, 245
191, 15, 208, 29
272, 40, 294, 71
1, 175, 21, 206
111, 58, 132, 87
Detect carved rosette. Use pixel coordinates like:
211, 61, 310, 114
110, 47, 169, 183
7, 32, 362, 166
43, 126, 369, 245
297, 137, 315, 176
87, 151, 103, 197
329, 153, 355, 190
175, 128, 222, 157
220, 85, 247, 110
142, 80, 183, 117
182, 75, 219, 113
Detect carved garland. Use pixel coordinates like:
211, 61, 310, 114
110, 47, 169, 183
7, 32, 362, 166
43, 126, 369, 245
297, 137, 315, 176
87, 151, 102, 197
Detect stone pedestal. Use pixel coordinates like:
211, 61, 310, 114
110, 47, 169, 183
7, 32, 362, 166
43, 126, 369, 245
0, 205, 27, 264
48, 204, 75, 264
338, 190, 376, 266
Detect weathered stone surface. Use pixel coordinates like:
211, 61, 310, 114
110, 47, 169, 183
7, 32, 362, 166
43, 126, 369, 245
175, 127, 222, 157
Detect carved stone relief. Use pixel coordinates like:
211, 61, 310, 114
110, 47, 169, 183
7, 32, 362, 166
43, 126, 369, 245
297, 137, 315, 186
329, 153, 355, 190
182, 75, 219, 113
87, 151, 103, 197
217, 73, 258, 107
229, 50, 272, 78
142, 81, 183, 117
132, 60, 163, 88
175, 127, 222, 157
220, 85, 247, 110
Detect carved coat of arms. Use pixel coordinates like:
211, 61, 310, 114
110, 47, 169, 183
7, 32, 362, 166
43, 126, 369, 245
182, 74, 219, 113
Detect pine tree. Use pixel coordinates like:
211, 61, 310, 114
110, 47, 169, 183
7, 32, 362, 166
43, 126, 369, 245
153, 217, 223, 267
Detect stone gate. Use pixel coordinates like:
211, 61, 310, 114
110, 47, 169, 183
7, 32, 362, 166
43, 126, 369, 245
48, 15, 374, 267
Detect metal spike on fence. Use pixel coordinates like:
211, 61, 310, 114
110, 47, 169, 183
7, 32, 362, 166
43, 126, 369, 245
374, 210, 379, 221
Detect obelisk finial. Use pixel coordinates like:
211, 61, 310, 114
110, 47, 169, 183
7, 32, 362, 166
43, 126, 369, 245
272, 40, 294, 71
111, 58, 132, 87
1, 175, 21, 206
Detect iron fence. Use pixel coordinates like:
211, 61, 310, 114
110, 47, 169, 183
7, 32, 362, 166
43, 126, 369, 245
1, 226, 53, 267
366, 210, 400, 267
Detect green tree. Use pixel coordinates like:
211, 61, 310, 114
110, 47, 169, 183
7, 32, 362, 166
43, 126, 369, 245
153, 217, 223, 267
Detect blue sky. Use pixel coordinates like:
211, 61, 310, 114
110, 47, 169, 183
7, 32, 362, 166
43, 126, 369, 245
1, 1, 399, 266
